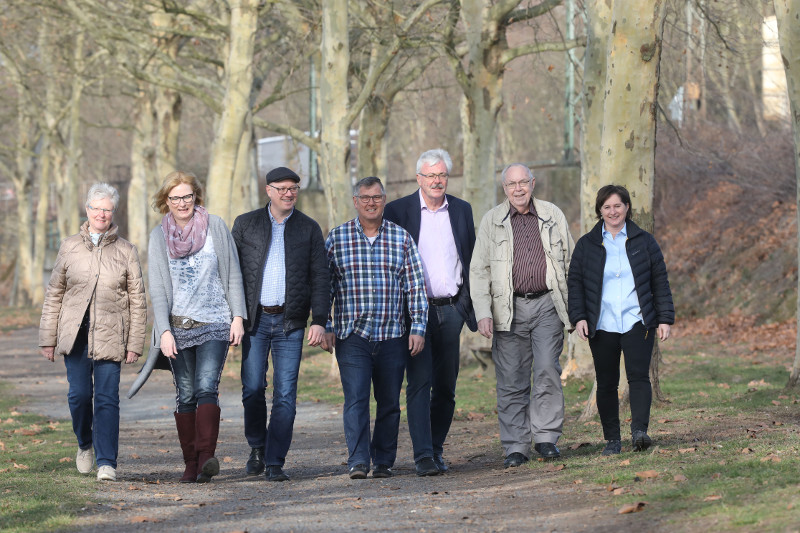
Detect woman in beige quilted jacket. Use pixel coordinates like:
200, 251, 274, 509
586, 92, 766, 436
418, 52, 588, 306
39, 183, 147, 482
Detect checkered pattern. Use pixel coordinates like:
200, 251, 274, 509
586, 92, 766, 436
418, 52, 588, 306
326, 218, 428, 341
260, 206, 291, 306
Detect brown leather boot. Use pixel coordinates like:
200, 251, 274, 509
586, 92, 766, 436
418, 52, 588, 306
195, 404, 221, 483
174, 412, 197, 483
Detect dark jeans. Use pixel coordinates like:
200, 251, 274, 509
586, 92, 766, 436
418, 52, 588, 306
241, 310, 304, 466
406, 303, 464, 462
589, 322, 656, 441
63, 327, 121, 468
335, 334, 406, 469
169, 339, 229, 413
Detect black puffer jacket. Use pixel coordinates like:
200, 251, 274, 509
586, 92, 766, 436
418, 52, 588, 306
232, 206, 330, 334
567, 219, 674, 337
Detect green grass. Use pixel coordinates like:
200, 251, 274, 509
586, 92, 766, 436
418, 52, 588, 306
0, 382, 95, 532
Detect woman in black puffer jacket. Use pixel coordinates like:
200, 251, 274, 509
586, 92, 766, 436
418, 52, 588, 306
568, 185, 674, 456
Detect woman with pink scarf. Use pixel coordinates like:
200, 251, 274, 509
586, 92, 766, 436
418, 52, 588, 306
133, 170, 245, 483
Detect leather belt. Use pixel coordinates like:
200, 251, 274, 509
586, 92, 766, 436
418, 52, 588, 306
513, 289, 550, 300
428, 286, 461, 306
261, 305, 285, 314
170, 315, 209, 329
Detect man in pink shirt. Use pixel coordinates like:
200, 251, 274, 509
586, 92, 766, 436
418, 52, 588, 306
384, 149, 477, 476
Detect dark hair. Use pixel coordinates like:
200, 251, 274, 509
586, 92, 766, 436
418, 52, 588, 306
595, 184, 632, 221
352, 176, 385, 196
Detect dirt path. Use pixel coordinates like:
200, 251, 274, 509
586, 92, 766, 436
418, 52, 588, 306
1, 327, 660, 532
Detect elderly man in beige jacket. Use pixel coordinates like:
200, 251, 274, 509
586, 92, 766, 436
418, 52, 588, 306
470, 163, 573, 468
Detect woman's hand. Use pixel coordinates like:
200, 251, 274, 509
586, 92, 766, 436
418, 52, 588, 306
229, 316, 244, 346
125, 351, 140, 364
41, 346, 55, 362
575, 320, 589, 341
160, 330, 178, 359
657, 323, 671, 341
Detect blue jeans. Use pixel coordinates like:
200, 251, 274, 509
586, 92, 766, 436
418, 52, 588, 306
336, 334, 406, 469
241, 310, 304, 466
169, 339, 229, 413
406, 303, 464, 462
63, 327, 121, 468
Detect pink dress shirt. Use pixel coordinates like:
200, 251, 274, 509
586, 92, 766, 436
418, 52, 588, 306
416, 190, 463, 298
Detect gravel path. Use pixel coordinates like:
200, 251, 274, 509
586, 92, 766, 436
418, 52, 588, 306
1, 327, 660, 532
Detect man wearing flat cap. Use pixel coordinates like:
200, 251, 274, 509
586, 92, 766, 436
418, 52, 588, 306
232, 167, 330, 481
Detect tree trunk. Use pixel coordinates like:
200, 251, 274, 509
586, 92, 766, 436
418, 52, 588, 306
773, 0, 800, 388
205, 0, 258, 225
319, 0, 352, 229
357, 94, 391, 180
128, 86, 156, 266
232, 116, 259, 214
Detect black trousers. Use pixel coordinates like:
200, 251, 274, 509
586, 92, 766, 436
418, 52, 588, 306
588, 322, 656, 441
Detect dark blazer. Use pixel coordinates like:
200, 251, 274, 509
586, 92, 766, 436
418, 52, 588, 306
384, 190, 477, 332
567, 219, 675, 338
232, 206, 330, 334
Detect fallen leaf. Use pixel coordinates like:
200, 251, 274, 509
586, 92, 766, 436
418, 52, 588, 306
674, 474, 688, 482
10, 411, 21, 416
778, 395, 789, 399
771, 400, 781, 406
741, 448, 754, 454
704, 495, 722, 502
466, 412, 485, 421
543, 463, 565, 472
0, 441, 5, 451
618, 502, 646, 514
127, 485, 142, 491
573, 479, 583, 484
618, 459, 630, 466
635, 470, 659, 479
697, 391, 709, 397
59, 457, 72, 463
710, 473, 721, 480
717, 383, 730, 389
773, 421, 783, 426
129, 516, 159, 523
760, 455, 781, 463
223, 511, 238, 516
223, 456, 233, 463
13, 463, 29, 470
612, 488, 626, 495
130, 454, 140, 459
157, 449, 169, 453
606, 483, 620, 492
678, 447, 697, 454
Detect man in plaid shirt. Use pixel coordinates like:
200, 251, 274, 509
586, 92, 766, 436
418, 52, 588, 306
323, 176, 428, 480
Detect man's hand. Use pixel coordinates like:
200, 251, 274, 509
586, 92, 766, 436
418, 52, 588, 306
41, 346, 55, 362
160, 330, 178, 359
229, 316, 245, 346
575, 320, 589, 341
477, 318, 493, 339
657, 323, 671, 341
307, 325, 325, 347
125, 351, 140, 364
321, 332, 336, 354
408, 334, 425, 357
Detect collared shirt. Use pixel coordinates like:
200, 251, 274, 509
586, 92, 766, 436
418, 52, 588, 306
326, 217, 428, 341
416, 190, 462, 298
597, 223, 642, 333
260, 204, 293, 306
509, 202, 548, 293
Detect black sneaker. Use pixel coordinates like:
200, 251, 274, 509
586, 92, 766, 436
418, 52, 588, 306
632, 430, 652, 451
503, 452, 529, 468
245, 447, 265, 476
372, 464, 393, 478
602, 440, 622, 456
415, 457, 440, 477
348, 464, 368, 479
432, 454, 449, 473
265, 465, 289, 482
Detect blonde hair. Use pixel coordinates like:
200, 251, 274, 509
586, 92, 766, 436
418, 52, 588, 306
152, 171, 205, 214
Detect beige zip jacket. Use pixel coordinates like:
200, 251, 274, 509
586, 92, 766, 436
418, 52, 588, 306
470, 198, 573, 331
39, 222, 147, 361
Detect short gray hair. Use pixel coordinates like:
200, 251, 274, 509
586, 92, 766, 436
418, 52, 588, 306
352, 176, 386, 196
86, 182, 120, 210
501, 163, 533, 184
416, 149, 453, 175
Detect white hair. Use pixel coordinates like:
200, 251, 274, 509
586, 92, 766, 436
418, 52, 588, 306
416, 149, 453, 175
86, 182, 120, 210
501, 163, 533, 183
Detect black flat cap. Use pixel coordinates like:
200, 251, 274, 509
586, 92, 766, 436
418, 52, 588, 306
266, 167, 301, 184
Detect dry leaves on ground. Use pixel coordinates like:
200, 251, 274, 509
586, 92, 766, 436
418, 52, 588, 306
618, 502, 647, 514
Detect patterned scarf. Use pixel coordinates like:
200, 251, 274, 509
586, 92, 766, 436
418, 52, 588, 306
161, 205, 210, 259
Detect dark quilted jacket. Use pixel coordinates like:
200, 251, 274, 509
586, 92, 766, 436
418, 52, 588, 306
232, 206, 330, 334
567, 219, 674, 338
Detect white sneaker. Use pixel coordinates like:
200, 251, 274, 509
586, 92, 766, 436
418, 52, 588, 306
96, 465, 116, 481
76, 447, 94, 474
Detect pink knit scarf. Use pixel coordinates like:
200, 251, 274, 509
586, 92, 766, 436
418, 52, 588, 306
161, 205, 210, 259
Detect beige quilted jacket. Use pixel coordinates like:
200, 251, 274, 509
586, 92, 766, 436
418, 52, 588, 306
39, 222, 147, 361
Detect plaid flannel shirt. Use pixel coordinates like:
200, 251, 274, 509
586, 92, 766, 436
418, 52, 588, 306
325, 217, 428, 341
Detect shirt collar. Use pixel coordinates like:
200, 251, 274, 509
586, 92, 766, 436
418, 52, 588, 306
602, 222, 628, 239
354, 216, 385, 237
418, 189, 449, 212
509, 199, 536, 218
267, 202, 293, 225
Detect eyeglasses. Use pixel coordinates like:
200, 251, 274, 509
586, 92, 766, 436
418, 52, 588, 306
503, 179, 531, 190
87, 205, 113, 215
269, 184, 301, 195
168, 193, 195, 205
418, 172, 449, 181
355, 194, 385, 204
